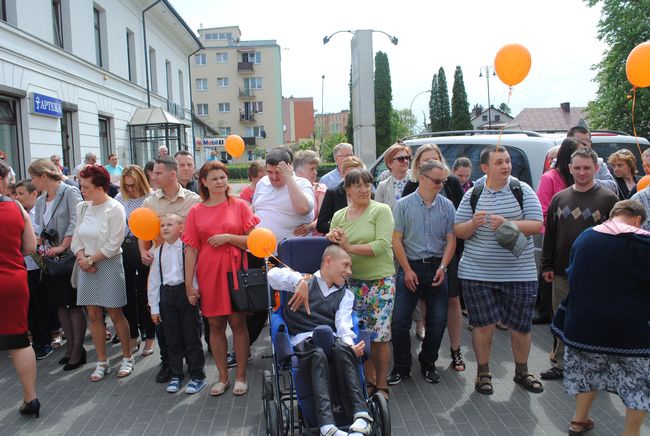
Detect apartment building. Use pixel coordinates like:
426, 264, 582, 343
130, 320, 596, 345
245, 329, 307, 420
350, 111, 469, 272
0, 0, 200, 177
191, 26, 282, 162
315, 110, 349, 138
282, 97, 314, 145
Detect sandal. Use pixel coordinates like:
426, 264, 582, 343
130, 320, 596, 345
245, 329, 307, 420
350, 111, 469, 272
450, 348, 466, 372
142, 340, 155, 357
475, 372, 493, 395
210, 380, 230, 396
90, 360, 112, 382
105, 329, 112, 342
117, 357, 135, 378
513, 372, 544, 393
233, 380, 248, 396
569, 418, 594, 435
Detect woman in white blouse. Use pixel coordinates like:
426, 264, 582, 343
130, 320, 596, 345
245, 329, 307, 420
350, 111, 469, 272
71, 165, 132, 382
375, 143, 412, 210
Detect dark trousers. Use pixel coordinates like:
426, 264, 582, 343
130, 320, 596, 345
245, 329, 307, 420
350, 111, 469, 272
392, 259, 448, 374
159, 283, 205, 380
124, 261, 155, 340
294, 338, 366, 428
246, 253, 275, 346
27, 269, 51, 348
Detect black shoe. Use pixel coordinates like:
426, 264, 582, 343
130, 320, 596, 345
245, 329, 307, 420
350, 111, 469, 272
58, 356, 70, 365
156, 365, 172, 383
421, 367, 440, 384
532, 315, 551, 325
540, 367, 563, 380
63, 349, 86, 371
227, 351, 237, 368
111, 335, 120, 344
34, 346, 53, 361
387, 371, 410, 385
19, 398, 40, 418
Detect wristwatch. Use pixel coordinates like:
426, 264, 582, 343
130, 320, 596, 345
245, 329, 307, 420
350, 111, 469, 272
438, 264, 447, 273
86, 257, 94, 266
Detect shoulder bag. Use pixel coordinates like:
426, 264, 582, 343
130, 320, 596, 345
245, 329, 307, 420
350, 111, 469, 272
227, 249, 268, 313
43, 187, 76, 277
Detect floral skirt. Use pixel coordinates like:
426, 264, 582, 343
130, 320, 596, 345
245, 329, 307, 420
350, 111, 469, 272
564, 346, 650, 411
347, 277, 395, 343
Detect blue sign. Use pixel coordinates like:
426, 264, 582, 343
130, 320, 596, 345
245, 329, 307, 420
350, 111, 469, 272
30, 92, 62, 118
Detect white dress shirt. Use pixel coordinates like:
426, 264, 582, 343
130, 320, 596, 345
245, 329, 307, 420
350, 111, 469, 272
147, 239, 185, 315
267, 268, 356, 346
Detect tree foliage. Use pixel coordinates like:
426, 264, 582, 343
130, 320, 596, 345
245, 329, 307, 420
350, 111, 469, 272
586, 0, 650, 141
450, 66, 473, 130
346, 67, 354, 146
374, 51, 393, 156
391, 109, 417, 141
319, 132, 348, 163
429, 67, 451, 131
498, 102, 512, 115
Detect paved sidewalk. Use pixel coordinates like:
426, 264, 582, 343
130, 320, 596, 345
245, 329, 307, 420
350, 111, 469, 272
0, 317, 646, 435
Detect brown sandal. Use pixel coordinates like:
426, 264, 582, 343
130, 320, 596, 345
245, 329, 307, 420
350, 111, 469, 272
450, 348, 465, 372
475, 372, 493, 395
513, 372, 544, 393
569, 418, 594, 435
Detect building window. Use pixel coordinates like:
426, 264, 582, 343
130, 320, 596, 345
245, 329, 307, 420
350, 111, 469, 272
196, 104, 208, 116
1, 0, 6, 21
241, 51, 260, 64
205, 32, 232, 40
251, 101, 263, 113
149, 47, 157, 93
178, 70, 185, 108
195, 53, 206, 65
165, 60, 173, 100
247, 126, 264, 137
93, 6, 106, 67
494, 115, 501, 122
217, 77, 229, 87
126, 29, 136, 82
244, 77, 262, 90
0, 97, 21, 178
216, 52, 228, 63
219, 127, 231, 136
195, 78, 208, 91
52, 0, 63, 48
98, 117, 111, 165
218, 103, 230, 113
254, 52, 261, 64
481, 115, 487, 121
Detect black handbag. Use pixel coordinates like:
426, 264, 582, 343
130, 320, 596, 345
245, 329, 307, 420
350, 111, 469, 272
121, 236, 142, 267
227, 250, 268, 313
44, 253, 76, 277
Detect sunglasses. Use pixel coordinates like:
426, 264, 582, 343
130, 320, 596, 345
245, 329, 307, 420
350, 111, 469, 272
393, 155, 411, 163
421, 173, 447, 185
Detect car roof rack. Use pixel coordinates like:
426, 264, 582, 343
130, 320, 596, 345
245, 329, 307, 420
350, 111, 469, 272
590, 130, 631, 136
402, 130, 543, 140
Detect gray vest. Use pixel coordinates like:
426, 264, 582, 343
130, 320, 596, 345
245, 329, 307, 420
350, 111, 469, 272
284, 277, 347, 337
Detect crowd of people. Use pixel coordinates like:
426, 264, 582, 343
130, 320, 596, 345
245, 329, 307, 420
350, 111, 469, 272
1, 128, 649, 435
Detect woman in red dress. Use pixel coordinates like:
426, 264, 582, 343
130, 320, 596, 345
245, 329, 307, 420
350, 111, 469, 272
183, 161, 259, 397
0, 162, 39, 417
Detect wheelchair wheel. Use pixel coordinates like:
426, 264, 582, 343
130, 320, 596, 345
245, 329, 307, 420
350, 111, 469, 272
370, 393, 391, 436
262, 370, 274, 401
265, 400, 281, 436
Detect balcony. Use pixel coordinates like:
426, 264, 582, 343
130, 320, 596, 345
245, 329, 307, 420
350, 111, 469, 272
239, 113, 255, 123
238, 88, 255, 99
237, 61, 254, 73
243, 136, 256, 146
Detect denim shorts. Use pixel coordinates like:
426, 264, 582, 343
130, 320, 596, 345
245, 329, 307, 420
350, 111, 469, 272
461, 279, 537, 333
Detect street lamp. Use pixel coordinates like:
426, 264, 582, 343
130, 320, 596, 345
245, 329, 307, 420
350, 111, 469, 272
409, 90, 431, 134
323, 29, 398, 164
321, 75, 325, 149
479, 66, 496, 130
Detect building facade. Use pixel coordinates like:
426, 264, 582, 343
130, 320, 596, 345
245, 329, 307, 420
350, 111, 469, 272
315, 110, 349, 138
190, 26, 282, 163
470, 106, 513, 130
282, 97, 314, 145
0, 0, 201, 178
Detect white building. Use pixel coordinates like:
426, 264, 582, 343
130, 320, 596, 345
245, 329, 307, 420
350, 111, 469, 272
0, 0, 201, 179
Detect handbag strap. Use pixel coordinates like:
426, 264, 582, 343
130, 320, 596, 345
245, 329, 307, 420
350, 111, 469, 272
43, 186, 67, 232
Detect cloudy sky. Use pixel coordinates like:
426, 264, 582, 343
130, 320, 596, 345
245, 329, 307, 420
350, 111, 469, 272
171, 0, 606, 123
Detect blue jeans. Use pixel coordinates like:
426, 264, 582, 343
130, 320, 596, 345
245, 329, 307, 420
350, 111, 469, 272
391, 258, 448, 373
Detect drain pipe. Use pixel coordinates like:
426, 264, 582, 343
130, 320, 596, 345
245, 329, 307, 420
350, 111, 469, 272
142, 0, 162, 108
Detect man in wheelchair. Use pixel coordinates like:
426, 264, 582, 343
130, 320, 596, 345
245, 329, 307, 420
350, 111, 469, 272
267, 245, 374, 436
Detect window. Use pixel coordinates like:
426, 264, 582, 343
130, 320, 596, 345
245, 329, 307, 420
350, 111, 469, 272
0, 98, 21, 178
93, 7, 105, 67
205, 32, 232, 40
494, 115, 501, 122
481, 115, 487, 121
242, 51, 260, 64
254, 51, 261, 64
126, 29, 136, 82
195, 53, 206, 65
219, 127, 231, 136
216, 77, 229, 87
165, 60, 173, 100
195, 78, 208, 91
216, 52, 228, 63
1, 0, 6, 21
52, 0, 63, 48
244, 77, 262, 90
196, 104, 208, 116
218, 103, 230, 113
98, 117, 111, 165
246, 126, 265, 137
251, 101, 263, 113
178, 70, 185, 107
149, 47, 157, 93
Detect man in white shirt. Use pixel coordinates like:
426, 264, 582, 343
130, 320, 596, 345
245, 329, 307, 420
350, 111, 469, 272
319, 143, 354, 190
72, 152, 97, 178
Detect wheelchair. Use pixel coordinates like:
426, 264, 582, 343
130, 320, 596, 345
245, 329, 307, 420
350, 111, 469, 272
262, 237, 391, 435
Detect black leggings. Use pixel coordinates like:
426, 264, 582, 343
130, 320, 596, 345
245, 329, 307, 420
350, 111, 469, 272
123, 257, 155, 340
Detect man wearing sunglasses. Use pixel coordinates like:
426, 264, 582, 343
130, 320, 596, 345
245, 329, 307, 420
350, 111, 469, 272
389, 159, 457, 385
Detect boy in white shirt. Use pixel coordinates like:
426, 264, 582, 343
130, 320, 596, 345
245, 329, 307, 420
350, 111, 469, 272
148, 214, 206, 394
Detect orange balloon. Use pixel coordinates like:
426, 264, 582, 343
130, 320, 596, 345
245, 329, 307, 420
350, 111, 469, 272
224, 135, 245, 158
247, 227, 277, 258
128, 208, 160, 241
494, 44, 532, 86
626, 41, 650, 88
638, 175, 650, 192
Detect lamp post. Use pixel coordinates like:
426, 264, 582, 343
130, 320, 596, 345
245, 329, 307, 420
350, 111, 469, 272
323, 29, 398, 164
321, 75, 325, 149
479, 66, 496, 130
409, 89, 431, 134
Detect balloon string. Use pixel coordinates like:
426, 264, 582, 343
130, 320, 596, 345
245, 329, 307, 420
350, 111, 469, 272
630, 87, 642, 159
486, 86, 513, 189
267, 253, 296, 273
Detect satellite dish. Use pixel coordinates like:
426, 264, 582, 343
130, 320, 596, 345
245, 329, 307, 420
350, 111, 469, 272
261, 130, 267, 138
282, 124, 287, 132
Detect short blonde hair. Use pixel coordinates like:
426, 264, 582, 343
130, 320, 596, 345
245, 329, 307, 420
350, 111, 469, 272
411, 144, 449, 181
28, 158, 63, 181
119, 165, 151, 199
608, 149, 637, 174
340, 156, 365, 175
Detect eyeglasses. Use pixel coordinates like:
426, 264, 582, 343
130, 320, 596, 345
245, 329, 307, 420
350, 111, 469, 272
123, 183, 136, 189
421, 173, 447, 185
350, 183, 373, 191
393, 155, 411, 163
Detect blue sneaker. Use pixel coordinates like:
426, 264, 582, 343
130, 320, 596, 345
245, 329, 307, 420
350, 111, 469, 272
166, 377, 182, 393
185, 378, 207, 395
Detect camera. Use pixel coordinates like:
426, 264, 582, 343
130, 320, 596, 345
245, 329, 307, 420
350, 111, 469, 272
40, 228, 58, 243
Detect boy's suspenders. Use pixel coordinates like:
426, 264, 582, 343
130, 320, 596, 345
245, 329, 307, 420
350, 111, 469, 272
158, 243, 186, 286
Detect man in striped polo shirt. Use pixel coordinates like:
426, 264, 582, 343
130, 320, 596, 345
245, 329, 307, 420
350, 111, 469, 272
454, 145, 544, 395
388, 160, 457, 385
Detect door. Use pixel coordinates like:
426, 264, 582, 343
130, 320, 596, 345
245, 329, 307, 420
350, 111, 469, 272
60, 111, 74, 174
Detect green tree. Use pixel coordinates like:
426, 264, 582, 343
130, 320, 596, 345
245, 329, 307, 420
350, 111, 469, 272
374, 51, 393, 156
450, 66, 473, 130
320, 132, 347, 162
430, 67, 451, 131
391, 109, 416, 141
429, 73, 439, 131
586, 0, 650, 141
498, 102, 512, 115
346, 67, 354, 146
